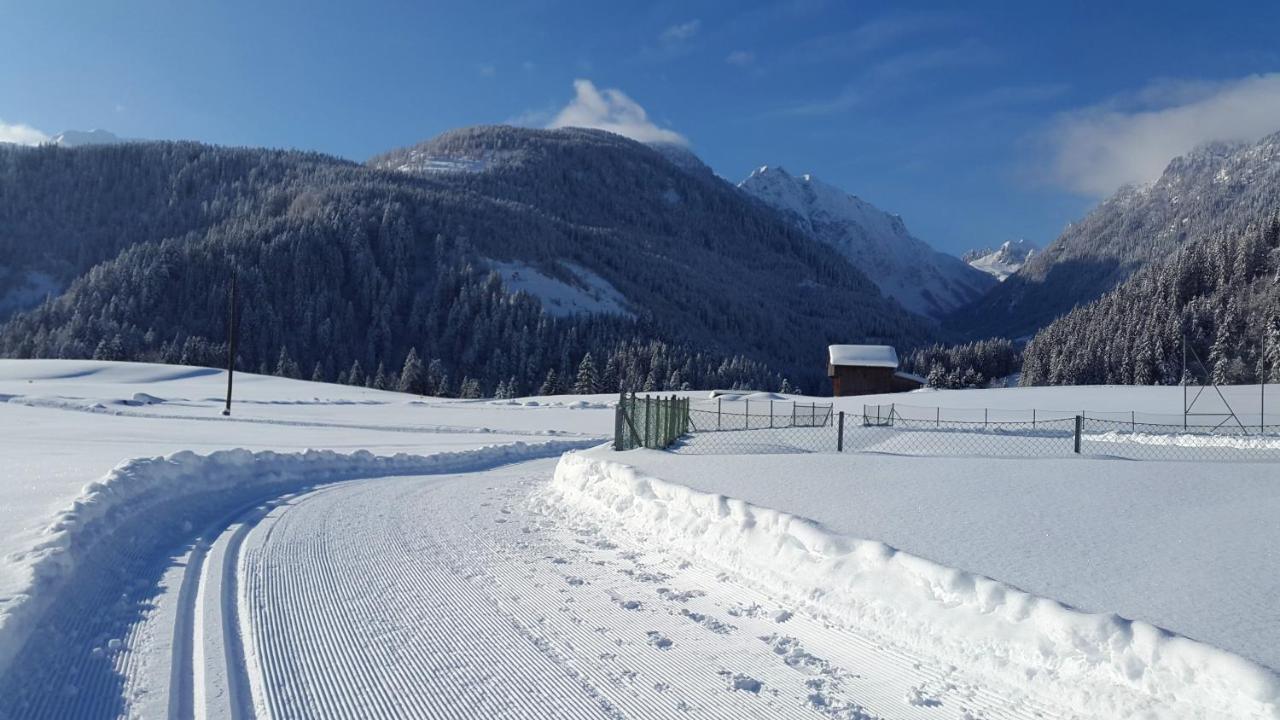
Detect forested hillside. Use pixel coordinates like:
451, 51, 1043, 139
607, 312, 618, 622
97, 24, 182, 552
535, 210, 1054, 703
951, 133, 1280, 339
1021, 214, 1280, 386
0, 127, 934, 395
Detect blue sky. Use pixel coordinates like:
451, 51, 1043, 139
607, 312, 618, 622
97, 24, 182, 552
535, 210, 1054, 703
5, 0, 1280, 255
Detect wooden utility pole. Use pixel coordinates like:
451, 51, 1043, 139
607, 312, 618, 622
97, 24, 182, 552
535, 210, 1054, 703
223, 273, 238, 417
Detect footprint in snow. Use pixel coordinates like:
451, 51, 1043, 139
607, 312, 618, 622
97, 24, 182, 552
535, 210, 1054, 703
905, 686, 942, 708
761, 634, 829, 675
621, 568, 671, 583
657, 587, 705, 603
718, 671, 762, 694
680, 609, 735, 635
646, 631, 674, 650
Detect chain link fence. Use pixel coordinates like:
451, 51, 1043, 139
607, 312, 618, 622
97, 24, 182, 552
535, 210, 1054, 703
614, 396, 1280, 461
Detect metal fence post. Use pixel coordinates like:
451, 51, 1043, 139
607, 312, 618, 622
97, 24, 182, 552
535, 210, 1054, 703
745, 399, 750, 430
770, 400, 774, 429
792, 401, 796, 427
669, 395, 677, 445
837, 411, 845, 452
717, 397, 722, 430
936, 406, 940, 428
1074, 415, 1083, 454
614, 391, 625, 450
644, 394, 652, 448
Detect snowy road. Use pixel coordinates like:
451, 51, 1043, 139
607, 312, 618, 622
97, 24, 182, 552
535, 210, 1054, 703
0, 458, 1065, 719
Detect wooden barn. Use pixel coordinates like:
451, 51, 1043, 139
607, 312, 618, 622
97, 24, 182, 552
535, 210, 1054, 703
827, 345, 925, 397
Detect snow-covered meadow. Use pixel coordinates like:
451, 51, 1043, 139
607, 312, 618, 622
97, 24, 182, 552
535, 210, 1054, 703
1, 359, 1277, 719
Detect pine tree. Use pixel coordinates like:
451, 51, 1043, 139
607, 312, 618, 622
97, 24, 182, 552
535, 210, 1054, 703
602, 354, 621, 394
574, 353, 599, 394
346, 360, 364, 387
373, 362, 389, 390
310, 362, 325, 383
539, 368, 560, 396
398, 348, 426, 394
275, 346, 301, 379
459, 376, 482, 398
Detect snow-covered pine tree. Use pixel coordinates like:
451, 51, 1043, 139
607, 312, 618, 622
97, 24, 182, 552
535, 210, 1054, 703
539, 368, 560, 396
398, 348, 425, 394
458, 376, 482, 399
574, 353, 599, 395
275, 346, 301, 379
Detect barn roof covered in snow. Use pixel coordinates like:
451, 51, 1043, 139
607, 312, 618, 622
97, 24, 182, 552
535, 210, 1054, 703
828, 344, 899, 368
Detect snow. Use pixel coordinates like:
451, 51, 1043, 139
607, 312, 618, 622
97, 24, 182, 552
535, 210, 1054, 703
552, 449, 1280, 718
0, 441, 592, 680
4, 360, 1278, 717
964, 239, 1038, 281
0, 360, 613, 670
376, 147, 511, 174
489, 260, 632, 317
739, 166, 993, 318
828, 344, 899, 368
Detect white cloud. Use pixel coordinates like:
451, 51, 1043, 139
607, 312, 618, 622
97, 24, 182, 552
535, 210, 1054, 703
547, 79, 687, 145
660, 19, 700, 44
0, 119, 50, 145
726, 50, 755, 66
1047, 73, 1280, 196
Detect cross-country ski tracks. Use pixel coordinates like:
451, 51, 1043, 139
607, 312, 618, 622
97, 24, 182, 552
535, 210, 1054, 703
233, 459, 1070, 719
1, 456, 1076, 719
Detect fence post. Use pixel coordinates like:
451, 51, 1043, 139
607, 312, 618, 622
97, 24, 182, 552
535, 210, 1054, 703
1032, 408, 1036, 428
1074, 415, 1083, 454
936, 406, 940, 428
745, 399, 750, 430
1132, 410, 1136, 434
614, 391, 625, 450
669, 395, 677, 445
984, 408, 988, 430
717, 397, 722, 430
792, 401, 796, 427
770, 400, 774, 428
644, 394, 652, 448
837, 411, 845, 452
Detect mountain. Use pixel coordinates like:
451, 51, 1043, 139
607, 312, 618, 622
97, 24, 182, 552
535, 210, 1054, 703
737, 166, 995, 320
0, 126, 936, 395
950, 133, 1280, 339
1020, 212, 1280, 387
51, 129, 127, 147
962, 239, 1038, 281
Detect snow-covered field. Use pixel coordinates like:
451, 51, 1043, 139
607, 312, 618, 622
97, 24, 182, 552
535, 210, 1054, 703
1, 360, 1276, 719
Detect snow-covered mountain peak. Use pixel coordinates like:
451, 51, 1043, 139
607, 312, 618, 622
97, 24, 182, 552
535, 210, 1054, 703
51, 129, 125, 147
963, 239, 1038, 281
739, 167, 995, 319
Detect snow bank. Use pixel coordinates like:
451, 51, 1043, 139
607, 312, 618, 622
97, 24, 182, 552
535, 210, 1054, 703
1090, 430, 1280, 450
0, 439, 595, 678
543, 452, 1280, 719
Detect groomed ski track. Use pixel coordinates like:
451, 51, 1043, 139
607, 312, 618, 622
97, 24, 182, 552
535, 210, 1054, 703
1, 457, 1066, 719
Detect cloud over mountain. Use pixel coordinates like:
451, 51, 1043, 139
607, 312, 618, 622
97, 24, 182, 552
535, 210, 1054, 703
1047, 73, 1280, 196
547, 80, 687, 145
